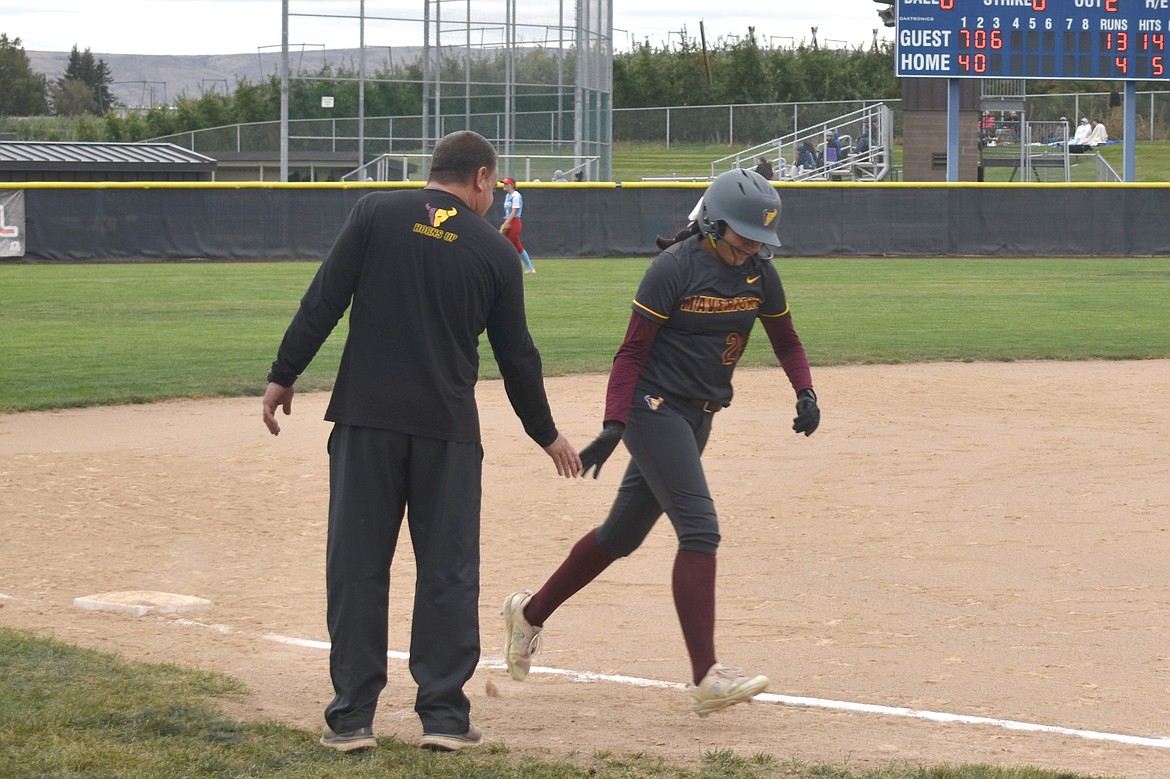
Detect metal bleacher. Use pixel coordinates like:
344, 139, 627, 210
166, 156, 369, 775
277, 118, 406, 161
711, 103, 895, 183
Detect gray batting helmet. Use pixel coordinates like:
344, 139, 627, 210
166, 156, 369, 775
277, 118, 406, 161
698, 168, 782, 247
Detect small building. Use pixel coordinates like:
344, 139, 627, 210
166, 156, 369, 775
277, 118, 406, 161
0, 141, 217, 183
210, 150, 412, 182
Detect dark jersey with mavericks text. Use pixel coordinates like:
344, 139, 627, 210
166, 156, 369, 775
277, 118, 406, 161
631, 235, 789, 407
269, 187, 558, 446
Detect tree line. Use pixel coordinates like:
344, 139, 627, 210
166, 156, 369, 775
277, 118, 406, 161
0, 28, 1154, 143
0, 35, 114, 117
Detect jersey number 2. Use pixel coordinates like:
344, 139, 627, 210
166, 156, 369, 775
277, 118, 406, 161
722, 332, 747, 365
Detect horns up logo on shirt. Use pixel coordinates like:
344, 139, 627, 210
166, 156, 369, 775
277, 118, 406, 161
643, 394, 664, 410
427, 203, 458, 228
414, 203, 460, 242
762, 208, 778, 227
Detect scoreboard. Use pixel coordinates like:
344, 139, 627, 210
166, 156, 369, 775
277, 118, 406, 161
895, 0, 1170, 80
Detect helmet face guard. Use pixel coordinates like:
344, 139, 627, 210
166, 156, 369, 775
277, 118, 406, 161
699, 169, 783, 248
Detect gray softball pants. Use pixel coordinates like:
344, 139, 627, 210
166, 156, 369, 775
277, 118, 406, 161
595, 394, 721, 557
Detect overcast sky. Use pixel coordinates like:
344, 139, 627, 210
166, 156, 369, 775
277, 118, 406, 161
7, 0, 893, 56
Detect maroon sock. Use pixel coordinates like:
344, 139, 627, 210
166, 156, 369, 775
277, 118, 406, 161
525, 530, 616, 626
673, 549, 717, 685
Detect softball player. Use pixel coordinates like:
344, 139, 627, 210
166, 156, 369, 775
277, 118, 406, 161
503, 168, 820, 716
500, 177, 535, 273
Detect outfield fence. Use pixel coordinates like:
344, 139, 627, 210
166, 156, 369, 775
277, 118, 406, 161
6, 182, 1170, 262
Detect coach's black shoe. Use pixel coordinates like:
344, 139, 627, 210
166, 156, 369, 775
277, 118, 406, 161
420, 723, 483, 751
320, 724, 376, 752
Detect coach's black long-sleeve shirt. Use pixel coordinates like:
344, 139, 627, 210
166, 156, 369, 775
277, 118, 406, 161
269, 187, 559, 447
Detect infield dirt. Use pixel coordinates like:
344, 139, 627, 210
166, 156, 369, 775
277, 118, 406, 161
2, 361, 1169, 777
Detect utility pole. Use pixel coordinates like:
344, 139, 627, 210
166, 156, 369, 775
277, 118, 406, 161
280, 0, 289, 182
699, 21, 712, 87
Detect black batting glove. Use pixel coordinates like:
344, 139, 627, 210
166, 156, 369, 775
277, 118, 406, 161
579, 421, 625, 479
793, 388, 820, 437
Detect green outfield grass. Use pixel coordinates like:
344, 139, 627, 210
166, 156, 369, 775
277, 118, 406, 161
1, 257, 1168, 413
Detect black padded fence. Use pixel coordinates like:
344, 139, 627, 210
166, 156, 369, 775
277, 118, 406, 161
8, 183, 1170, 262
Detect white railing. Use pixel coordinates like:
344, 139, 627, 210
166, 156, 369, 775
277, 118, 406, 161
707, 103, 893, 183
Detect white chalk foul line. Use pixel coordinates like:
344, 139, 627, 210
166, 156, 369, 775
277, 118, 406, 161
753, 692, 1170, 750
209, 625, 1170, 752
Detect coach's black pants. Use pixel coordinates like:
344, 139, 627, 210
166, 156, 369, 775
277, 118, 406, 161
323, 423, 483, 736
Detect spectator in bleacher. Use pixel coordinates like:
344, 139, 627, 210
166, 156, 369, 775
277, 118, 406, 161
978, 112, 996, 143
855, 134, 869, 154
1043, 116, 1070, 145
1067, 118, 1093, 153
1086, 117, 1109, 146
855, 119, 875, 154
796, 140, 819, 173
823, 130, 840, 164
754, 155, 774, 181
1070, 117, 1092, 148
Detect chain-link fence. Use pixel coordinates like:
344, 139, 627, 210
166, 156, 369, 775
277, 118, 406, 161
146, 89, 1170, 181
152, 113, 582, 157
612, 90, 1170, 149
1006, 91, 1168, 141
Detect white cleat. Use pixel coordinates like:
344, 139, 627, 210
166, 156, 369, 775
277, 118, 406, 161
690, 663, 769, 717
501, 590, 543, 681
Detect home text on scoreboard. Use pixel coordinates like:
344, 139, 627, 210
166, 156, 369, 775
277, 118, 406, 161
895, 0, 1170, 80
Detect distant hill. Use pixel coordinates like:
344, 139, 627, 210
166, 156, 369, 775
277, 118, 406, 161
27, 47, 420, 109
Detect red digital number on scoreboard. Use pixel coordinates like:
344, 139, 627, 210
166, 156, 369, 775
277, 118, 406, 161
943, 0, 1048, 9
960, 29, 1002, 49
957, 53, 987, 73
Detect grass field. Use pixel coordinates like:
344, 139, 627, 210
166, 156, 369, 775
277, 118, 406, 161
3, 257, 1163, 778
1, 258, 1168, 412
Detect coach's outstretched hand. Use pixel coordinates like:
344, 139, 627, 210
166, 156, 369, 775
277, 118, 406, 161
262, 382, 295, 436
579, 421, 625, 479
792, 388, 820, 437
542, 433, 582, 478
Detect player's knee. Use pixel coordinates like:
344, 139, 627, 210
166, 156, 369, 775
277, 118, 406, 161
595, 524, 649, 558
678, 532, 720, 556
597, 534, 638, 559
